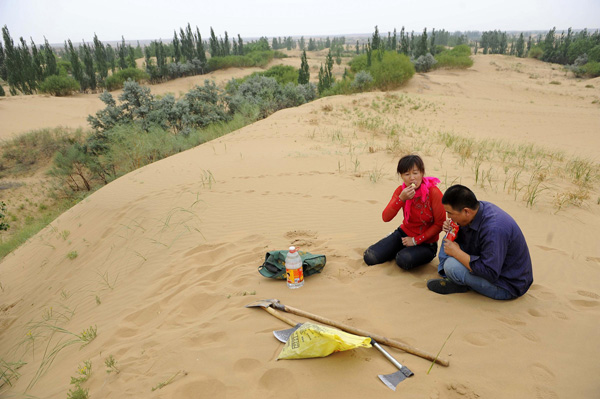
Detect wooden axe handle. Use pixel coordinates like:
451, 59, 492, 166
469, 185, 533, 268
262, 306, 298, 327
276, 303, 450, 367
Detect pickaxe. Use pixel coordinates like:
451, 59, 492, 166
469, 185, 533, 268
246, 298, 449, 367
272, 321, 414, 391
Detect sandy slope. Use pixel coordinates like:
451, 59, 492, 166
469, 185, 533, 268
1, 54, 599, 399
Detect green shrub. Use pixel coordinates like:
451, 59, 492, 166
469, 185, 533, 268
434, 50, 474, 69
369, 52, 415, 90
414, 54, 437, 72
581, 61, 600, 77
449, 44, 472, 57
0, 85, 5, 96
351, 70, 374, 91
38, 75, 80, 96
104, 68, 149, 91
207, 51, 275, 72
261, 65, 299, 85
528, 46, 543, 59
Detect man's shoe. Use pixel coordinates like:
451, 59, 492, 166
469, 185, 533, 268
427, 278, 470, 295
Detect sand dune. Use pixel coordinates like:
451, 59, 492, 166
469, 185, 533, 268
1, 54, 599, 398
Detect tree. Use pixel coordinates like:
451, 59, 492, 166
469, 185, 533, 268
317, 49, 334, 94
209, 27, 220, 56
415, 28, 428, 57
236, 34, 244, 56
93, 33, 108, 79
196, 28, 207, 62
515, 33, 525, 58
172, 31, 181, 63
0, 41, 6, 82
298, 50, 310, 84
67, 39, 84, 91
372, 26, 381, 51
118, 36, 127, 69
43, 37, 58, 77
82, 42, 96, 91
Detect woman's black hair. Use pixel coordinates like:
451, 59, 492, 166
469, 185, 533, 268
397, 154, 425, 175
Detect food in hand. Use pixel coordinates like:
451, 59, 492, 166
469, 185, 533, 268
410, 183, 416, 189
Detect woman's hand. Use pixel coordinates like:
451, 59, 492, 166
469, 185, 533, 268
401, 236, 416, 247
399, 184, 416, 201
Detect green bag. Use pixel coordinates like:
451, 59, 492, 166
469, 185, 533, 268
258, 250, 326, 279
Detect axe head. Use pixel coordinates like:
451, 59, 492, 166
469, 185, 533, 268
245, 298, 280, 308
378, 369, 412, 391
273, 324, 303, 343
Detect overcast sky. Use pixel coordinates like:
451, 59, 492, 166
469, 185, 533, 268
1, 0, 599, 44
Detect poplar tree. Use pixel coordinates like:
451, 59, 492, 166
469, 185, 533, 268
196, 28, 207, 62
68, 39, 84, 91
298, 50, 309, 84
172, 31, 181, 63
43, 37, 58, 77
118, 37, 127, 69
106, 44, 116, 73
400, 27, 409, 55
31, 39, 44, 84
415, 28, 428, 58
19, 38, 36, 93
93, 33, 108, 79
127, 45, 136, 68
2, 26, 20, 94
299, 36, 305, 50
515, 33, 525, 58
372, 26, 381, 51
0, 41, 7, 82
209, 27, 219, 56
237, 34, 244, 56
223, 32, 231, 56
82, 42, 96, 91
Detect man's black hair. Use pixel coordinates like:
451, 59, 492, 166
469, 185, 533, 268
442, 185, 479, 211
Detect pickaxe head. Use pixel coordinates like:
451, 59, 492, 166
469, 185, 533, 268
245, 298, 281, 308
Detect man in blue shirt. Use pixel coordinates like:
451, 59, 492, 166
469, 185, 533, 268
427, 185, 533, 300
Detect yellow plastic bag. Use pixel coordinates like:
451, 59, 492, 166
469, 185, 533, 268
277, 322, 371, 360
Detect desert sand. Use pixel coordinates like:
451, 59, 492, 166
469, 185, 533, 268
1, 54, 599, 399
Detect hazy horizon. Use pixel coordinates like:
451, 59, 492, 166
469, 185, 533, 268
1, 0, 599, 45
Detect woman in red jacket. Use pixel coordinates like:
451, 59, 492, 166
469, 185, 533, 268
364, 155, 445, 270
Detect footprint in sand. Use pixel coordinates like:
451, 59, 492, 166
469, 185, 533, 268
258, 368, 297, 392
233, 358, 261, 373
174, 378, 226, 397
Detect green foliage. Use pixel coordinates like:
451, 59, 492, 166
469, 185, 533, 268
104, 67, 149, 91
0, 201, 9, 231
227, 74, 316, 118
369, 51, 415, 90
350, 70, 374, 91
38, 75, 80, 96
349, 50, 415, 90
206, 51, 274, 71
1, 127, 78, 175
528, 45, 543, 59
434, 46, 474, 69
67, 385, 89, 399
0, 84, 5, 96
237, 65, 299, 86
299, 50, 310, 84
413, 53, 437, 72
580, 61, 600, 77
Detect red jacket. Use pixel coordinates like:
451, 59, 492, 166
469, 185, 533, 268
382, 185, 445, 245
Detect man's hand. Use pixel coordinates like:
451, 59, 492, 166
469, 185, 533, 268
442, 219, 453, 233
443, 239, 472, 272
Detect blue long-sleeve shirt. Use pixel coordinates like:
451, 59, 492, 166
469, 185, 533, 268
456, 201, 533, 297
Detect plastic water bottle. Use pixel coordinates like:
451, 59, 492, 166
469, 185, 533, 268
285, 246, 304, 289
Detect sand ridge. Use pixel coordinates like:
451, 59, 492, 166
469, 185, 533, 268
0, 54, 599, 398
